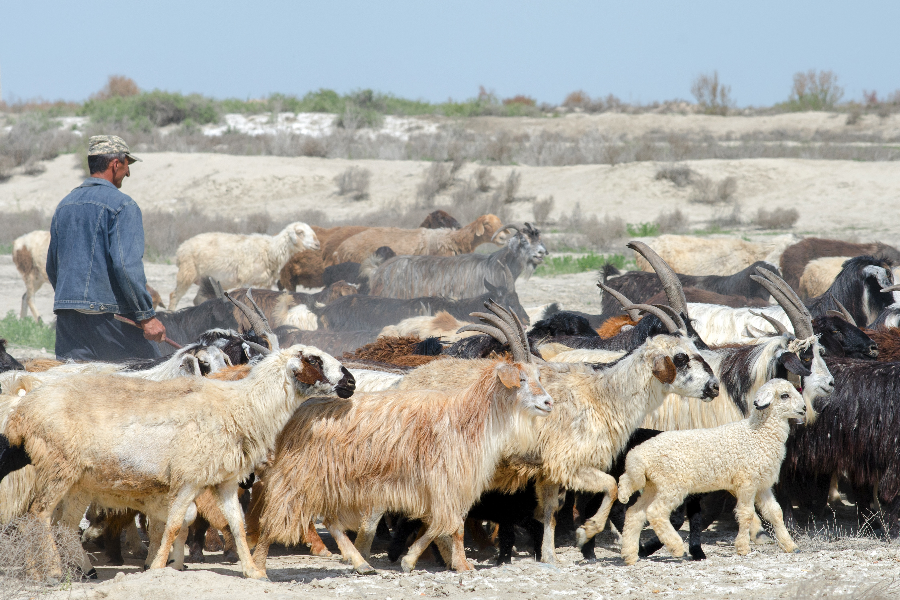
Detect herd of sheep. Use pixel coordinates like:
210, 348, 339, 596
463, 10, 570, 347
2, 212, 900, 584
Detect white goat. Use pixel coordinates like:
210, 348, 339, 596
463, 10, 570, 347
169, 221, 319, 309
618, 379, 804, 564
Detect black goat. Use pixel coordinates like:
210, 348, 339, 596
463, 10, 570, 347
319, 279, 529, 331
600, 261, 779, 316
0, 435, 31, 483
813, 316, 878, 360
155, 298, 240, 355
0, 338, 24, 372
805, 256, 895, 327
419, 210, 462, 230
322, 246, 397, 291
275, 326, 377, 357
528, 311, 599, 340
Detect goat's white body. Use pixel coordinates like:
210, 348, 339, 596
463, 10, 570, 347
378, 311, 474, 342
282, 303, 319, 330
686, 303, 790, 346
348, 369, 403, 392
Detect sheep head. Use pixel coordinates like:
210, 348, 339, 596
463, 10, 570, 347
473, 214, 504, 244
752, 379, 807, 425
643, 334, 719, 401
285, 344, 356, 398
285, 221, 320, 252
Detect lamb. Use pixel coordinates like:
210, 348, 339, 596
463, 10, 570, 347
331, 214, 503, 265
369, 223, 547, 299
617, 379, 804, 564
779, 237, 900, 292
250, 303, 553, 575
3, 296, 355, 580
169, 221, 319, 309
14, 229, 165, 321
632, 234, 796, 276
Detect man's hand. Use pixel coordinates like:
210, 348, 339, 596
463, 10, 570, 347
139, 317, 167, 342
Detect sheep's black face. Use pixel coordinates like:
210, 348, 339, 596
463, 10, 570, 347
335, 366, 356, 398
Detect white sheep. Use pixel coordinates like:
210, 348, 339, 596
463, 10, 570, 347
617, 379, 804, 565
633, 234, 796, 276
169, 222, 319, 309
798, 256, 850, 299
12, 230, 51, 321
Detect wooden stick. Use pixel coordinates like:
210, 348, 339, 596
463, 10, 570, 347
113, 314, 182, 349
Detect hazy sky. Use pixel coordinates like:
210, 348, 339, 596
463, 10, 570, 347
2, 0, 897, 107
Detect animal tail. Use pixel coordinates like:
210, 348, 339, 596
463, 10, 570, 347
601, 263, 621, 283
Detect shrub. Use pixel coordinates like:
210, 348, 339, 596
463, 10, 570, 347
689, 175, 737, 205
0, 209, 51, 249
474, 166, 493, 191
709, 200, 742, 228
579, 213, 626, 250
753, 207, 799, 229
626, 222, 660, 237
655, 164, 697, 187
416, 162, 454, 207
502, 95, 536, 107
0, 515, 85, 596
532, 195, 555, 224
499, 170, 521, 203
534, 252, 634, 277
788, 70, 844, 111
82, 90, 220, 127
691, 71, 734, 115
654, 208, 689, 233
92, 75, 140, 100
334, 166, 371, 200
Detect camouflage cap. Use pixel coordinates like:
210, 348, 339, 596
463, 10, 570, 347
87, 135, 142, 163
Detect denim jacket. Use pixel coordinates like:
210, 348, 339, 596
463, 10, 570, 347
47, 178, 156, 321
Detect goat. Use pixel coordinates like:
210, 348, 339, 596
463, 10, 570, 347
322, 246, 396, 290
250, 304, 552, 575
618, 380, 805, 564
169, 221, 319, 309
319, 277, 529, 330
155, 298, 241, 355
3, 296, 355, 579
342, 335, 444, 368
0, 340, 24, 373
332, 214, 503, 265
600, 261, 777, 316
633, 234, 796, 276
378, 311, 476, 343
805, 256, 894, 326
369, 223, 547, 300
275, 326, 377, 357
779, 237, 900, 291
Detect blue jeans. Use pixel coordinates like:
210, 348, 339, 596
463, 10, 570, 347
55, 310, 160, 361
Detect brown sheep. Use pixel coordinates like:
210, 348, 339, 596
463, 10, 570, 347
864, 328, 900, 362
779, 237, 900, 292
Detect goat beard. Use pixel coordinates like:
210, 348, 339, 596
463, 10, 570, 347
522, 261, 538, 281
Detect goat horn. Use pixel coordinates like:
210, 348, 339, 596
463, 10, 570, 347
750, 310, 790, 336
627, 241, 689, 320
491, 224, 521, 243
224, 291, 274, 353
457, 324, 508, 344
244, 340, 273, 356
832, 299, 857, 327
652, 304, 686, 332
472, 307, 528, 363
597, 282, 641, 321
750, 269, 814, 339
881, 284, 900, 293
208, 277, 225, 299
622, 304, 680, 335
487, 299, 532, 362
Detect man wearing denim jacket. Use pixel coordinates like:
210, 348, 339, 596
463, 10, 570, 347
47, 135, 166, 360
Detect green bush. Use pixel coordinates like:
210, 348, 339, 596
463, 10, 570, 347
82, 90, 220, 127
626, 222, 660, 237
534, 252, 634, 277
0, 311, 55, 349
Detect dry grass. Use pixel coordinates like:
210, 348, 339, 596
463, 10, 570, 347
416, 162, 454, 207
753, 207, 800, 229
557, 203, 626, 251
789, 69, 845, 111
474, 166, 493, 191
655, 164, 698, 187
91, 75, 140, 100
0, 515, 85, 598
334, 166, 371, 200
690, 175, 738, 205
654, 207, 689, 233
0, 209, 51, 250
532, 196, 555, 225
691, 71, 734, 115
499, 170, 521, 203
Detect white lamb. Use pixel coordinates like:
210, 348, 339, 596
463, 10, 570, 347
169, 222, 319, 309
617, 379, 804, 565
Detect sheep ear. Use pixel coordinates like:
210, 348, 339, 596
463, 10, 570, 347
497, 364, 521, 389
780, 352, 812, 377
651, 356, 677, 384
753, 396, 772, 410
476, 219, 485, 237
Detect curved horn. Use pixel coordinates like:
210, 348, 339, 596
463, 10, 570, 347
880, 284, 900, 293
652, 304, 686, 332
457, 324, 508, 343
750, 310, 790, 336
627, 241, 689, 319
750, 269, 813, 339
487, 299, 532, 361
491, 223, 521, 243
623, 304, 680, 334
224, 291, 277, 352
831, 299, 857, 327
470, 310, 526, 363
597, 282, 641, 321
208, 277, 225, 299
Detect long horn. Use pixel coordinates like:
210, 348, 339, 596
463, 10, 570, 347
881, 284, 900, 293
224, 291, 277, 352
750, 310, 790, 336
627, 241, 689, 319
623, 304, 680, 334
491, 223, 521, 243
830, 299, 857, 327
652, 304, 686, 332
487, 299, 532, 361
457, 324, 508, 343
209, 277, 225, 299
597, 282, 641, 321
750, 269, 813, 339
473, 307, 528, 363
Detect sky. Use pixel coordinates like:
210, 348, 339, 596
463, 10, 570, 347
1, 0, 897, 108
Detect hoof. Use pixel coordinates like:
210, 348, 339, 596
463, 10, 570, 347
575, 527, 588, 548
689, 546, 707, 561
400, 558, 415, 573
354, 563, 376, 575
188, 552, 206, 564
106, 557, 125, 567
142, 564, 149, 572
310, 547, 332, 558
223, 550, 239, 563
77, 567, 98, 580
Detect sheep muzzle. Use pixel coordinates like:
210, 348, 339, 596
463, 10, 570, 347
335, 366, 356, 398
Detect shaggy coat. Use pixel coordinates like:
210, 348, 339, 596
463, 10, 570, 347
779, 237, 900, 291
4, 345, 355, 579
331, 214, 503, 265
369, 223, 547, 300
864, 328, 900, 361
321, 246, 397, 290
169, 221, 319, 309
275, 326, 377, 358
805, 256, 895, 326
798, 256, 850, 299
378, 311, 476, 343
155, 298, 241, 354
618, 380, 804, 564
633, 234, 796, 276
251, 359, 553, 574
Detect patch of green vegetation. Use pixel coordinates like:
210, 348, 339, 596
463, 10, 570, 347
692, 225, 733, 236
81, 90, 220, 128
0, 311, 55, 350
626, 222, 660, 237
0, 243, 12, 254
534, 253, 635, 277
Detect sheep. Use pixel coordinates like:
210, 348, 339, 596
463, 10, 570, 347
600, 261, 777, 316
418, 209, 462, 230
3, 296, 355, 580
378, 311, 477, 343
617, 379, 805, 564
14, 230, 165, 321
322, 246, 397, 290
798, 256, 851, 299
169, 221, 319, 309
331, 214, 503, 265
250, 304, 553, 575
633, 234, 797, 276
319, 276, 529, 330
369, 223, 547, 300
779, 237, 900, 291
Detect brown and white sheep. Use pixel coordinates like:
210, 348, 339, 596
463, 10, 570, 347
169, 222, 319, 309
633, 234, 796, 276
331, 214, 503, 265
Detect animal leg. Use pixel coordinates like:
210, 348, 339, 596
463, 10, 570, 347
621, 488, 654, 566
168, 262, 196, 310
354, 508, 384, 560
20, 291, 28, 321
188, 515, 210, 563
646, 492, 687, 560
733, 488, 757, 556
496, 522, 515, 564
449, 524, 473, 572
145, 520, 163, 570
149, 486, 199, 570
755, 488, 797, 553
168, 520, 193, 571
124, 518, 148, 560
221, 526, 238, 562
213, 480, 266, 579
685, 495, 706, 560
387, 517, 422, 562
400, 523, 441, 573
304, 523, 331, 556
251, 531, 272, 572
537, 481, 561, 564
325, 519, 375, 575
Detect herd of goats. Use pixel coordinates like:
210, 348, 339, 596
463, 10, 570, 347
2, 209, 900, 582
